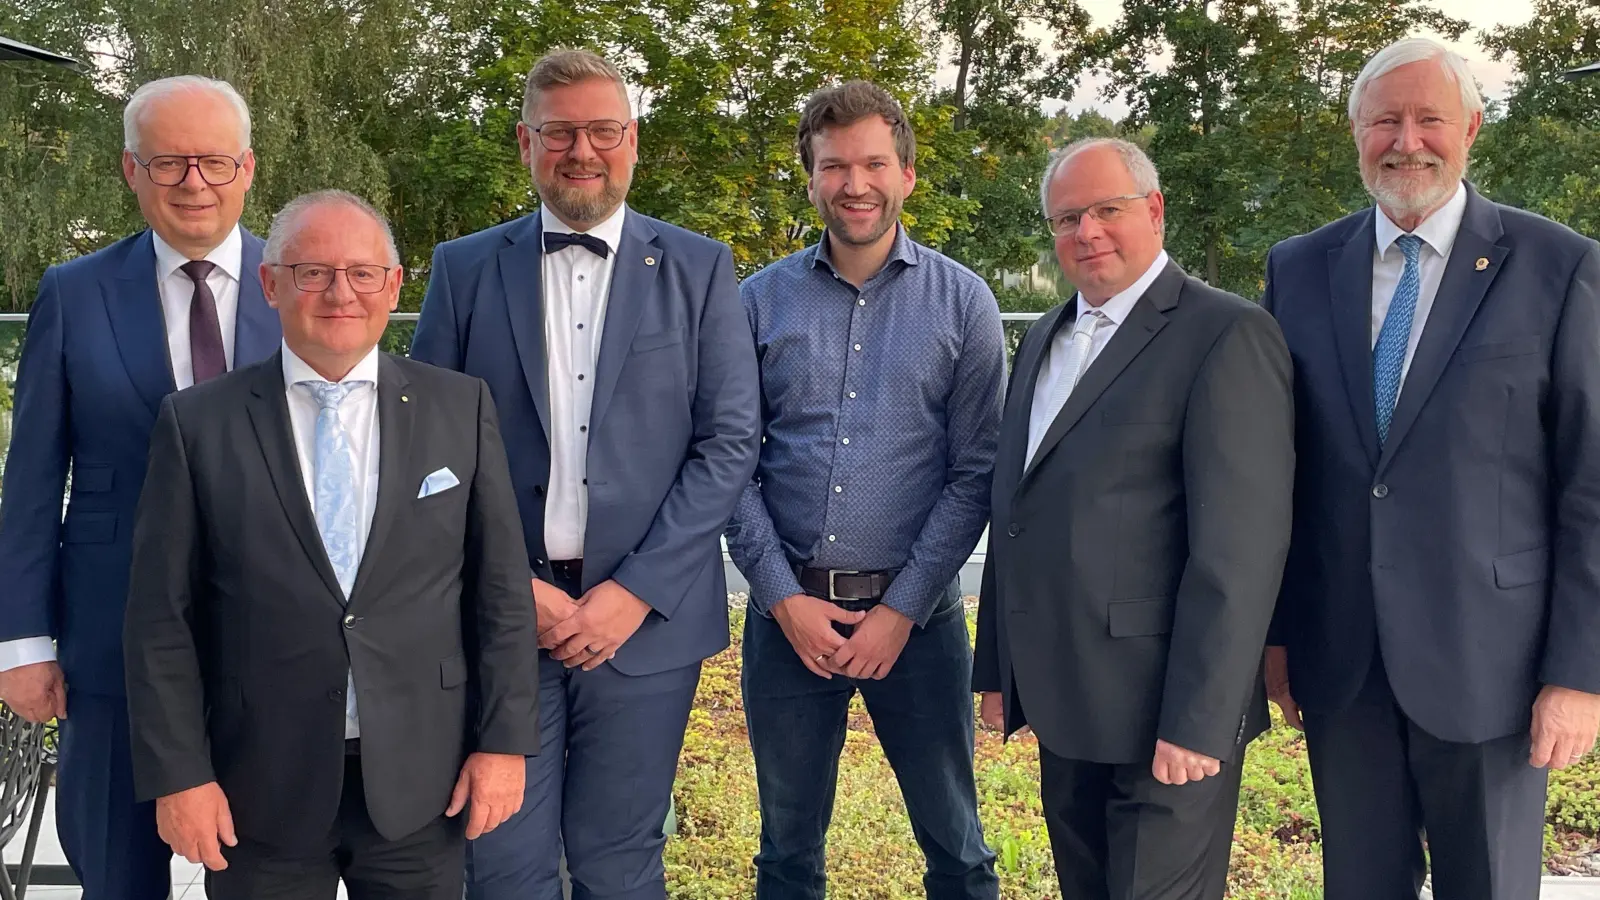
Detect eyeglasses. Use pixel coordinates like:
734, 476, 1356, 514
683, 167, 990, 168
130, 153, 244, 186
527, 119, 629, 152
271, 263, 393, 294
1045, 193, 1151, 236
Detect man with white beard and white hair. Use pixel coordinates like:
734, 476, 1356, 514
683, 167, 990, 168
1260, 36, 1600, 900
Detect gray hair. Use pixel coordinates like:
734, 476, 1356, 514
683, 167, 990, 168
123, 76, 251, 155
1039, 137, 1161, 217
263, 190, 399, 267
1348, 37, 1484, 123
520, 48, 632, 124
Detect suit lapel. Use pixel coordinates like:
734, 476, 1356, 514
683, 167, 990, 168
234, 231, 281, 367
107, 231, 177, 412
1020, 263, 1179, 485
1378, 189, 1508, 472
348, 355, 412, 609
496, 213, 551, 439
245, 354, 344, 604
590, 210, 660, 430
1328, 213, 1381, 468
1000, 303, 1067, 489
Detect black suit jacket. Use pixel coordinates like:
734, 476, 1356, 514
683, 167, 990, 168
123, 350, 541, 849
1262, 185, 1600, 743
973, 260, 1295, 764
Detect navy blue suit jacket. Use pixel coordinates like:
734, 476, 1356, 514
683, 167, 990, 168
409, 208, 761, 676
1263, 185, 1600, 743
0, 229, 281, 696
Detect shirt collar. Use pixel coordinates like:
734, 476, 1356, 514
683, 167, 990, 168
1077, 250, 1169, 327
1375, 180, 1468, 262
810, 223, 919, 276
542, 202, 628, 256
152, 224, 243, 283
281, 339, 381, 388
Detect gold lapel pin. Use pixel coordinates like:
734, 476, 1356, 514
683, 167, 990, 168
1475, 257, 1489, 271
645, 256, 656, 266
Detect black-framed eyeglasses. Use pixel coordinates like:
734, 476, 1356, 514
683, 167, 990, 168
526, 119, 629, 152
1045, 192, 1151, 236
271, 263, 394, 294
130, 153, 244, 186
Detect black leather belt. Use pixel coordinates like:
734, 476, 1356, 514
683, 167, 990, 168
795, 565, 896, 601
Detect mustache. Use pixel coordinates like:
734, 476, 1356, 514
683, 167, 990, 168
1377, 150, 1445, 170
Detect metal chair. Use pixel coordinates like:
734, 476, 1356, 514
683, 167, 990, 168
0, 708, 55, 900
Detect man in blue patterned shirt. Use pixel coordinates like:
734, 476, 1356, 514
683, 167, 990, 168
725, 81, 1005, 900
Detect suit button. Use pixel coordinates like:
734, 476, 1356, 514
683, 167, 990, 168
328, 689, 343, 701
1007, 523, 1021, 537
1372, 484, 1389, 499
343, 615, 356, 628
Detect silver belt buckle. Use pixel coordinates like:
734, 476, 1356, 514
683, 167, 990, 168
828, 569, 861, 601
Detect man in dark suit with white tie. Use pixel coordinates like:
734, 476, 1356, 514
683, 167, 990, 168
0, 75, 281, 899
1262, 37, 1600, 900
122, 190, 541, 898
973, 138, 1295, 900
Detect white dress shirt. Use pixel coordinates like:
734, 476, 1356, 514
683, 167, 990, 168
1371, 181, 1468, 395
1027, 250, 1170, 460
542, 204, 627, 561
154, 225, 243, 389
0, 227, 244, 673
283, 342, 382, 738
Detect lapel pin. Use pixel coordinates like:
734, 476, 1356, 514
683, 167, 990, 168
1475, 257, 1489, 271
400, 395, 409, 403
645, 256, 656, 266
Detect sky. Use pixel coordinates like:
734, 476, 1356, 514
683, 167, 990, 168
932, 0, 1541, 119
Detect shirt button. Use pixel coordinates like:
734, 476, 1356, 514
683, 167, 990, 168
841, 438, 850, 445
853, 343, 862, 351
848, 391, 857, 399
580, 425, 588, 433
1372, 484, 1389, 499
578, 374, 585, 381
858, 298, 866, 306
834, 486, 842, 493
343, 615, 356, 628
828, 535, 837, 542
577, 323, 584, 330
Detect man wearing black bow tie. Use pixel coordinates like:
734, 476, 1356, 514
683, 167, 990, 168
410, 48, 760, 899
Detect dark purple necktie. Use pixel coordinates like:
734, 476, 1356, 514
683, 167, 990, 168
181, 260, 227, 384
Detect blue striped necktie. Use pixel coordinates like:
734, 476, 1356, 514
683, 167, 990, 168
1374, 234, 1424, 445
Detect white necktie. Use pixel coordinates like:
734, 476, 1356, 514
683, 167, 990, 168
1028, 309, 1107, 467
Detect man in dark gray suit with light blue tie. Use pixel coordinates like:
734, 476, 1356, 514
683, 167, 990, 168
410, 47, 761, 899
1262, 37, 1600, 900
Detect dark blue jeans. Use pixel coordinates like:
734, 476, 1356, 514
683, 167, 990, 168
741, 595, 999, 900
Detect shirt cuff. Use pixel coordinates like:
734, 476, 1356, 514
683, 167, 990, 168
0, 637, 56, 672
746, 554, 805, 617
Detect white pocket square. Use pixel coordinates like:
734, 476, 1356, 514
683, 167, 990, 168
418, 467, 460, 498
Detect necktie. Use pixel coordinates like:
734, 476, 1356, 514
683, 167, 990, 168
1028, 309, 1107, 466
181, 260, 227, 384
544, 231, 610, 259
1374, 234, 1424, 445
298, 380, 369, 600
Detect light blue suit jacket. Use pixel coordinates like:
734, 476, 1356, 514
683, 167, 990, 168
410, 208, 760, 675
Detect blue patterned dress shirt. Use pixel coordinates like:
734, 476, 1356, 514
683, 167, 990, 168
726, 227, 1006, 625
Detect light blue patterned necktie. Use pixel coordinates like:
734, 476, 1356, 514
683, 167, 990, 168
1374, 234, 1424, 445
298, 379, 369, 599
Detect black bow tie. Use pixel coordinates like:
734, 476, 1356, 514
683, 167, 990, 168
543, 231, 610, 259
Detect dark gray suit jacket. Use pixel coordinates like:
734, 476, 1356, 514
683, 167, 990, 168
973, 260, 1295, 764
1263, 184, 1600, 743
123, 351, 541, 850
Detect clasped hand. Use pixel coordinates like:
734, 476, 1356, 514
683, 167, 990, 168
535, 578, 650, 670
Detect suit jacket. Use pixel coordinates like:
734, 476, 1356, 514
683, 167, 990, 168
122, 352, 541, 849
973, 260, 1295, 764
409, 208, 761, 675
0, 229, 280, 696
1262, 184, 1600, 743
